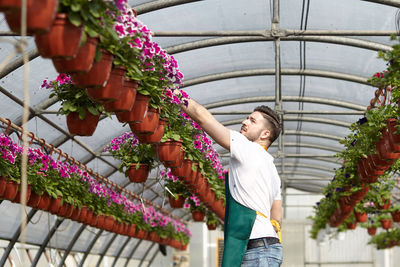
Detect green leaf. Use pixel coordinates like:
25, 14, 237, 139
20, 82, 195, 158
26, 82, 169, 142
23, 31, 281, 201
68, 11, 82, 26
78, 108, 86, 120
71, 3, 81, 12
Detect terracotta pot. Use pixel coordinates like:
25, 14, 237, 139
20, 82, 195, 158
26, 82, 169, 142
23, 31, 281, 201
86, 65, 126, 102
360, 157, 378, 183
137, 118, 167, 144
112, 222, 120, 233
149, 232, 161, 243
84, 208, 94, 225
129, 108, 160, 135
0, 177, 7, 197
4, 0, 58, 35
48, 196, 62, 214
12, 184, 31, 203
52, 37, 98, 74
366, 155, 386, 176
171, 159, 193, 178
77, 206, 88, 223
127, 163, 149, 183
367, 227, 377, 236
375, 197, 391, 210
27, 191, 41, 208
370, 153, 393, 171
72, 49, 114, 88
182, 167, 199, 187
387, 118, 400, 143
391, 211, 400, 222
70, 206, 81, 221
57, 203, 73, 218
168, 194, 185, 208
128, 224, 136, 237
3, 181, 19, 201
66, 110, 100, 136
115, 93, 150, 123
376, 130, 400, 160
103, 216, 114, 231
157, 139, 183, 162
163, 148, 185, 168
35, 13, 83, 59
207, 223, 217, 231
380, 219, 392, 230
0, 0, 21, 11
96, 215, 105, 229
192, 210, 205, 222
37, 193, 51, 211
136, 229, 148, 239
103, 78, 138, 112
354, 211, 368, 223
89, 213, 98, 227
356, 160, 370, 183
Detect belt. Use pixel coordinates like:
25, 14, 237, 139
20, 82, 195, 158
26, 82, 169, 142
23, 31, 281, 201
247, 237, 280, 250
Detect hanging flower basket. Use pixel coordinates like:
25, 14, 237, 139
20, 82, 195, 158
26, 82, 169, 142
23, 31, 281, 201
52, 37, 98, 74
171, 159, 193, 178
354, 211, 368, 223
35, 13, 83, 59
57, 202, 73, 218
391, 211, 400, 222
115, 93, 150, 123
127, 163, 149, 183
168, 194, 185, 208
27, 191, 41, 208
137, 118, 167, 144
48, 196, 62, 214
380, 219, 392, 230
207, 223, 217, 231
86, 65, 126, 102
0, 177, 8, 197
12, 184, 32, 203
0, 0, 21, 11
103, 78, 138, 112
192, 210, 205, 222
4, 0, 58, 35
376, 131, 400, 161
157, 139, 183, 162
103, 216, 115, 232
70, 206, 81, 221
162, 147, 185, 168
3, 180, 18, 201
66, 110, 100, 136
129, 108, 160, 135
367, 227, 377, 236
37, 193, 51, 211
71, 49, 114, 88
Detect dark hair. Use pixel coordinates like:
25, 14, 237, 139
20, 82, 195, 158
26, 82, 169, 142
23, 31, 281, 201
253, 105, 281, 144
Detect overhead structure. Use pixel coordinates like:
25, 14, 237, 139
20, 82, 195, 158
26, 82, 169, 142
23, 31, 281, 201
0, 0, 398, 265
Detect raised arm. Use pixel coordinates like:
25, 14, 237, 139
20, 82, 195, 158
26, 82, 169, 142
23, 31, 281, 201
180, 97, 231, 150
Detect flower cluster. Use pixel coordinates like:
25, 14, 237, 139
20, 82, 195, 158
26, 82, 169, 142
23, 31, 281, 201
0, 133, 191, 240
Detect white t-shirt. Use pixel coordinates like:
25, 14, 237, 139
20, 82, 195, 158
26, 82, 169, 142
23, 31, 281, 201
229, 130, 282, 239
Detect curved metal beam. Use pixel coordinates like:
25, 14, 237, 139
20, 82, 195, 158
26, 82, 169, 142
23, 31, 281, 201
95, 234, 118, 267
362, 0, 400, 8
273, 142, 342, 153
123, 240, 144, 267
182, 69, 369, 87
222, 116, 351, 128
111, 236, 131, 267
147, 248, 160, 267
165, 36, 392, 54
57, 225, 86, 267
204, 95, 365, 111
275, 163, 335, 173
0, 48, 39, 79
0, 209, 37, 266
31, 218, 63, 267
135, 0, 201, 15
138, 243, 157, 267
78, 229, 104, 267
279, 171, 332, 179
284, 130, 343, 141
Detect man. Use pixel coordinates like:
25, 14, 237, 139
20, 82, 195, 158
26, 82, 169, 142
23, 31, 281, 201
179, 95, 283, 267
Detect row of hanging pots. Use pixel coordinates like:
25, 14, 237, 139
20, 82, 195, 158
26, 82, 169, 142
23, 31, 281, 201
0, 177, 188, 250
169, 158, 225, 220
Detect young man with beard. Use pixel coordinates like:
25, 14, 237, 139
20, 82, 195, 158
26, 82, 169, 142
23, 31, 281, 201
179, 96, 283, 267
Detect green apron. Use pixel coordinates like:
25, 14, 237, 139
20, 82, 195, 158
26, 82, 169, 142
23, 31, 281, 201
222, 173, 257, 267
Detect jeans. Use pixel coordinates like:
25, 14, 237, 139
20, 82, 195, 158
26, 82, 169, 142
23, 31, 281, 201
241, 242, 283, 267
